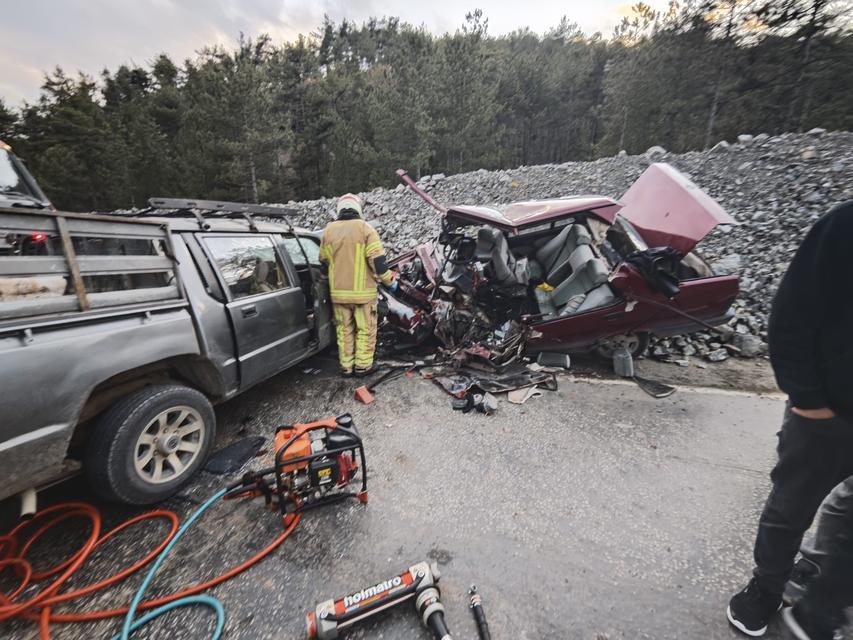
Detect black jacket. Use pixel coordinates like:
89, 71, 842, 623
768, 200, 853, 420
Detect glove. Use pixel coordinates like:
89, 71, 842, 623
385, 270, 399, 292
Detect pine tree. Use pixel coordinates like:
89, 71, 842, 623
3, 6, 851, 209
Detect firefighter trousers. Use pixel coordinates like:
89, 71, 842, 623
332, 301, 378, 372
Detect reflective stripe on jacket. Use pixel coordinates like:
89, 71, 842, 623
320, 219, 393, 304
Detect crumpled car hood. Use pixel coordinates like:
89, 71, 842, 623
618, 163, 739, 255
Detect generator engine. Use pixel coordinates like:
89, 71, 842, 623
225, 414, 367, 525
273, 414, 366, 514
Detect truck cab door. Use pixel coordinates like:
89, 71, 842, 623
203, 234, 310, 389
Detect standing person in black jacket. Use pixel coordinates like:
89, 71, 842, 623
726, 200, 853, 638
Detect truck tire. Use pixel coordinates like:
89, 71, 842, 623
85, 384, 216, 504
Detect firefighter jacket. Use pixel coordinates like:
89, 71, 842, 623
320, 218, 393, 304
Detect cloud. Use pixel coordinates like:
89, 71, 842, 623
0, 0, 672, 106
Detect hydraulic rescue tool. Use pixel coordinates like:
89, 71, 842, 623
1, 414, 368, 640
226, 414, 368, 521
307, 561, 452, 640
468, 585, 491, 640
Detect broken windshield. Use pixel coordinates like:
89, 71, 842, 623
0, 148, 32, 196
0, 145, 50, 208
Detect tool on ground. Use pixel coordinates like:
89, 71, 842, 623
226, 413, 368, 518
307, 561, 452, 640
0, 414, 367, 640
468, 585, 491, 640
354, 365, 416, 405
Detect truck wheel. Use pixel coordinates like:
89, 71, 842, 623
594, 332, 650, 360
85, 384, 215, 505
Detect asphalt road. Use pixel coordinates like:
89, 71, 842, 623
1, 354, 828, 640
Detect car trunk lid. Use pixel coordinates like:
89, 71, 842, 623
618, 163, 738, 255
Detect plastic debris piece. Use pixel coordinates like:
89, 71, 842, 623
536, 352, 571, 369
507, 386, 544, 404
633, 375, 676, 398
205, 436, 266, 474
612, 348, 634, 378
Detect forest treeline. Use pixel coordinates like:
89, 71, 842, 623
1, 0, 850, 211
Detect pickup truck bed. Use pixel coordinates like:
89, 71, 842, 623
0, 204, 333, 504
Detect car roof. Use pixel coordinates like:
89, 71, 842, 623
115, 215, 316, 235
446, 196, 622, 231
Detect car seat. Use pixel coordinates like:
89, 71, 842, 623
551, 246, 609, 307
476, 227, 529, 285
535, 245, 611, 318
534, 224, 592, 285
251, 259, 275, 294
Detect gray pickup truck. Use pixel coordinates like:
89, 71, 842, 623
0, 150, 333, 505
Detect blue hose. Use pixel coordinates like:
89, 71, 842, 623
116, 487, 228, 640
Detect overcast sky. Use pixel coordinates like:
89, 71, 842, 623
1, 0, 669, 106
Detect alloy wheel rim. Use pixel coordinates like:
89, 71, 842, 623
134, 406, 204, 484
597, 333, 641, 358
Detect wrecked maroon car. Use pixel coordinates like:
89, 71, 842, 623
380, 163, 739, 363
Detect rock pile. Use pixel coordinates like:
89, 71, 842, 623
280, 131, 853, 362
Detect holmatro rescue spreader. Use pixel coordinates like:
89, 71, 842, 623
307, 561, 453, 640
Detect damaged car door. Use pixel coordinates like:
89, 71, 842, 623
204, 234, 311, 388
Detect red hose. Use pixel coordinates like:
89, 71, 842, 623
0, 501, 300, 639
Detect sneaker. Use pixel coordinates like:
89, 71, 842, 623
340, 369, 353, 377
727, 579, 783, 636
784, 558, 820, 605
782, 605, 842, 640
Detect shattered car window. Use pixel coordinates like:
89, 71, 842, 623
281, 235, 321, 266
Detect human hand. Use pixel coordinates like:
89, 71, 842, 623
791, 406, 836, 419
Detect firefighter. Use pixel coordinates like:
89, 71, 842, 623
320, 193, 396, 377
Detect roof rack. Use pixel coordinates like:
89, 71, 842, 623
136, 197, 299, 232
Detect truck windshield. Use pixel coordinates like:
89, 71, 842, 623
0, 146, 48, 207
0, 148, 32, 195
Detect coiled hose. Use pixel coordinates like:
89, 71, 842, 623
0, 491, 300, 639
117, 488, 228, 640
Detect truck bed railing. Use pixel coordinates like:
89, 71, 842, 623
0, 207, 185, 325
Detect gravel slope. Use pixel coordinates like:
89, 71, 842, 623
282, 130, 853, 361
